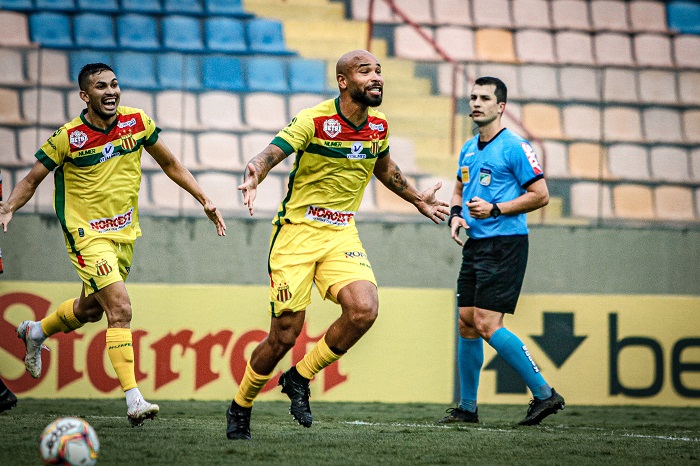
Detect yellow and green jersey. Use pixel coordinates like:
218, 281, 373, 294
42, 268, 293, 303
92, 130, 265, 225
35, 106, 159, 256
271, 97, 390, 229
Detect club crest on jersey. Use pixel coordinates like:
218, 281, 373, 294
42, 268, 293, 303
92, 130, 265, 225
276, 283, 292, 303
348, 141, 366, 159
120, 131, 137, 151
323, 118, 342, 138
69, 130, 88, 149
95, 259, 113, 277
370, 135, 380, 155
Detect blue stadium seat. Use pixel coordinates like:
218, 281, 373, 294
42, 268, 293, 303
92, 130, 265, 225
247, 57, 288, 92
74, 13, 117, 50
76, 0, 119, 13
205, 17, 247, 53
114, 52, 159, 90
162, 16, 204, 52
70, 50, 113, 82
117, 14, 160, 51
289, 58, 327, 93
0, 0, 34, 11
204, 0, 251, 17
35, 0, 75, 11
30, 12, 73, 48
163, 0, 203, 15
202, 55, 245, 91
157, 53, 202, 90
247, 18, 294, 55
121, 0, 161, 14
667, 1, 700, 35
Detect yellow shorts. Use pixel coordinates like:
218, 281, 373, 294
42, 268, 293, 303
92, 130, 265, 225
67, 239, 133, 296
268, 223, 377, 316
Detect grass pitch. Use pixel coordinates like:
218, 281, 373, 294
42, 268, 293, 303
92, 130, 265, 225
1, 399, 698, 465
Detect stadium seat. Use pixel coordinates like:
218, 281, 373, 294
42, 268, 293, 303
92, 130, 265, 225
244, 93, 287, 131
394, 25, 439, 61
351, 0, 397, 23
150, 172, 183, 210
432, 0, 472, 26
541, 141, 568, 178
35, 0, 75, 12
114, 52, 158, 90
0, 127, 20, 166
18, 127, 56, 165
288, 93, 324, 120
27, 49, 72, 87
155, 91, 199, 130
654, 186, 695, 221
162, 16, 204, 52
21, 88, 66, 126
518, 65, 559, 100
602, 68, 638, 103
603, 107, 643, 142
247, 18, 294, 55
691, 148, 700, 181
634, 34, 673, 67
515, 30, 556, 64
678, 72, 700, 106
205, 17, 247, 53
119, 89, 155, 119
667, 0, 700, 34
475, 29, 515, 63
375, 176, 418, 214
551, 0, 591, 31
683, 110, 700, 144
157, 130, 197, 168
472, 0, 512, 28
197, 132, 242, 170
594, 33, 634, 66
201, 56, 245, 91
121, 0, 161, 14
590, 0, 630, 32
476, 63, 519, 98
512, 0, 551, 29
562, 106, 602, 140
69, 50, 112, 83
501, 102, 523, 137
0, 49, 27, 85
73, 13, 117, 50
76, 0, 118, 13
629, 0, 668, 33
248, 172, 284, 211
0, 11, 32, 47
559, 66, 599, 102
29, 12, 73, 48
613, 184, 655, 219
522, 104, 563, 139
117, 15, 160, 51
643, 108, 683, 144
67, 91, 85, 117
158, 53, 201, 91
0, 0, 33, 11
195, 173, 241, 211
637, 70, 678, 105
163, 0, 204, 15
247, 57, 288, 93
394, 0, 432, 25
607, 144, 650, 180
435, 27, 475, 63
437, 62, 474, 97
674, 35, 700, 68
241, 131, 273, 158
205, 0, 251, 17
34, 169, 55, 212
199, 91, 245, 130
388, 136, 417, 174
289, 58, 327, 93
554, 31, 595, 65
568, 142, 607, 179
358, 178, 377, 213
650, 147, 689, 182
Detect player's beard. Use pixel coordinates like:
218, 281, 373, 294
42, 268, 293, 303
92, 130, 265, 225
351, 87, 382, 107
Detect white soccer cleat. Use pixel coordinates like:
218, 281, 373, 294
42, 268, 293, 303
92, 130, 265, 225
16, 320, 50, 379
127, 397, 159, 427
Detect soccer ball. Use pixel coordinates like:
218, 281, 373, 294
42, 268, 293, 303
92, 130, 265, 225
39, 417, 100, 465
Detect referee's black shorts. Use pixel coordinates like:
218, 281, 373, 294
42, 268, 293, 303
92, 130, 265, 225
456, 234, 528, 314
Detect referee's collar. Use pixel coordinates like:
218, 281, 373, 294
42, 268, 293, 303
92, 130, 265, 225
477, 128, 507, 151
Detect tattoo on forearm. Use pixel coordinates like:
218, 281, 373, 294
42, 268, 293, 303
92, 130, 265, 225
388, 166, 408, 193
250, 148, 285, 181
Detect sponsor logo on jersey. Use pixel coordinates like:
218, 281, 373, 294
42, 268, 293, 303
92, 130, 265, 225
305, 205, 355, 226
368, 122, 384, 131
69, 130, 88, 149
78, 228, 85, 237
120, 131, 137, 151
479, 168, 491, 186
323, 118, 342, 138
117, 117, 136, 129
89, 208, 134, 233
347, 141, 366, 159
52, 128, 62, 138
78, 148, 96, 156
99, 142, 121, 163
275, 283, 292, 303
521, 142, 543, 175
95, 258, 113, 277
324, 140, 342, 147
344, 251, 368, 259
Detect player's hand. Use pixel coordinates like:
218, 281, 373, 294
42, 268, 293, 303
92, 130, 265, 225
450, 215, 468, 246
416, 181, 450, 224
238, 162, 260, 216
203, 201, 226, 236
0, 202, 12, 232
466, 196, 491, 219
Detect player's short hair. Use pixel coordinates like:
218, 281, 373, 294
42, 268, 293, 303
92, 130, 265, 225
78, 63, 115, 91
474, 76, 507, 103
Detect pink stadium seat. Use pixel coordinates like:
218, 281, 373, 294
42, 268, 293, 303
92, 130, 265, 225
158, 130, 197, 169
150, 172, 184, 210
22, 88, 66, 126
563, 105, 602, 140
433, 0, 472, 26
559, 66, 599, 101
683, 110, 700, 144
674, 35, 700, 68
602, 68, 639, 103
351, 0, 396, 23
394, 25, 439, 61
27, 49, 72, 87
0, 88, 26, 125
475, 29, 516, 63
244, 93, 287, 131
199, 91, 244, 131
595, 33, 634, 66
607, 144, 650, 180
603, 107, 643, 142
476, 63, 520, 98
0, 50, 27, 86
155, 91, 199, 130
195, 173, 241, 211
551, 0, 591, 31
678, 72, 700, 105
472, 0, 512, 28
197, 132, 242, 170
570, 182, 613, 218
650, 147, 690, 182
522, 104, 563, 139
629, 0, 668, 33
0, 127, 21, 166
437, 62, 477, 97
655, 186, 695, 221
691, 149, 700, 181
642, 108, 683, 143
511, 0, 551, 29
394, 0, 432, 25
515, 30, 556, 64
613, 184, 655, 219
518, 65, 559, 100
590, 0, 630, 32
637, 70, 678, 105
541, 141, 569, 178
555, 31, 595, 65
0, 11, 32, 47
634, 34, 673, 67
568, 143, 608, 179
435, 26, 475, 62
119, 90, 155, 119
18, 127, 53, 165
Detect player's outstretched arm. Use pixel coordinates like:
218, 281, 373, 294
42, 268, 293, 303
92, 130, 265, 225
237, 144, 287, 216
146, 139, 227, 236
0, 162, 49, 232
373, 154, 449, 224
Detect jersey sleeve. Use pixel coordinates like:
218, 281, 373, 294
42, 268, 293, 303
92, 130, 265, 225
141, 110, 160, 147
510, 140, 544, 188
271, 110, 315, 155
34, 126, 69, 171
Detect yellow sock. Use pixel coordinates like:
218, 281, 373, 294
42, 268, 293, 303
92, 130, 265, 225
106, 328, 137, 391
296, 336, 342, 380
40, 299, 84, 336
233, 361, 272, 408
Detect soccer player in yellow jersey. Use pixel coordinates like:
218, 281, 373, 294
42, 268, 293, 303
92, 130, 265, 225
0, 63, 226, 427
226, 50, 450, 440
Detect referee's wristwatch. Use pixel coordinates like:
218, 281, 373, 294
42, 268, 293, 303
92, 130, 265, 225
489, 203, 501, 218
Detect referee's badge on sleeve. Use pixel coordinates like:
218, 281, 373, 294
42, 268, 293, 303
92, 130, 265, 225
461, 166, 470, 182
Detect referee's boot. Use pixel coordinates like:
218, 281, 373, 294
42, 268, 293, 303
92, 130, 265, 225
518, 388, 565, 426
279, 366, 312, 427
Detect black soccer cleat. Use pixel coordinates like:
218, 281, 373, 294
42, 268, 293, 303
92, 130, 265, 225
0, 388, 17, 413
226, 401, 252, 440
278, 367, 312, 428
518, 388, 565, 426
437, 407, 479, 424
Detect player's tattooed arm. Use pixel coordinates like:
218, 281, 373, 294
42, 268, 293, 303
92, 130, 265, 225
246, 144, 288, 184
